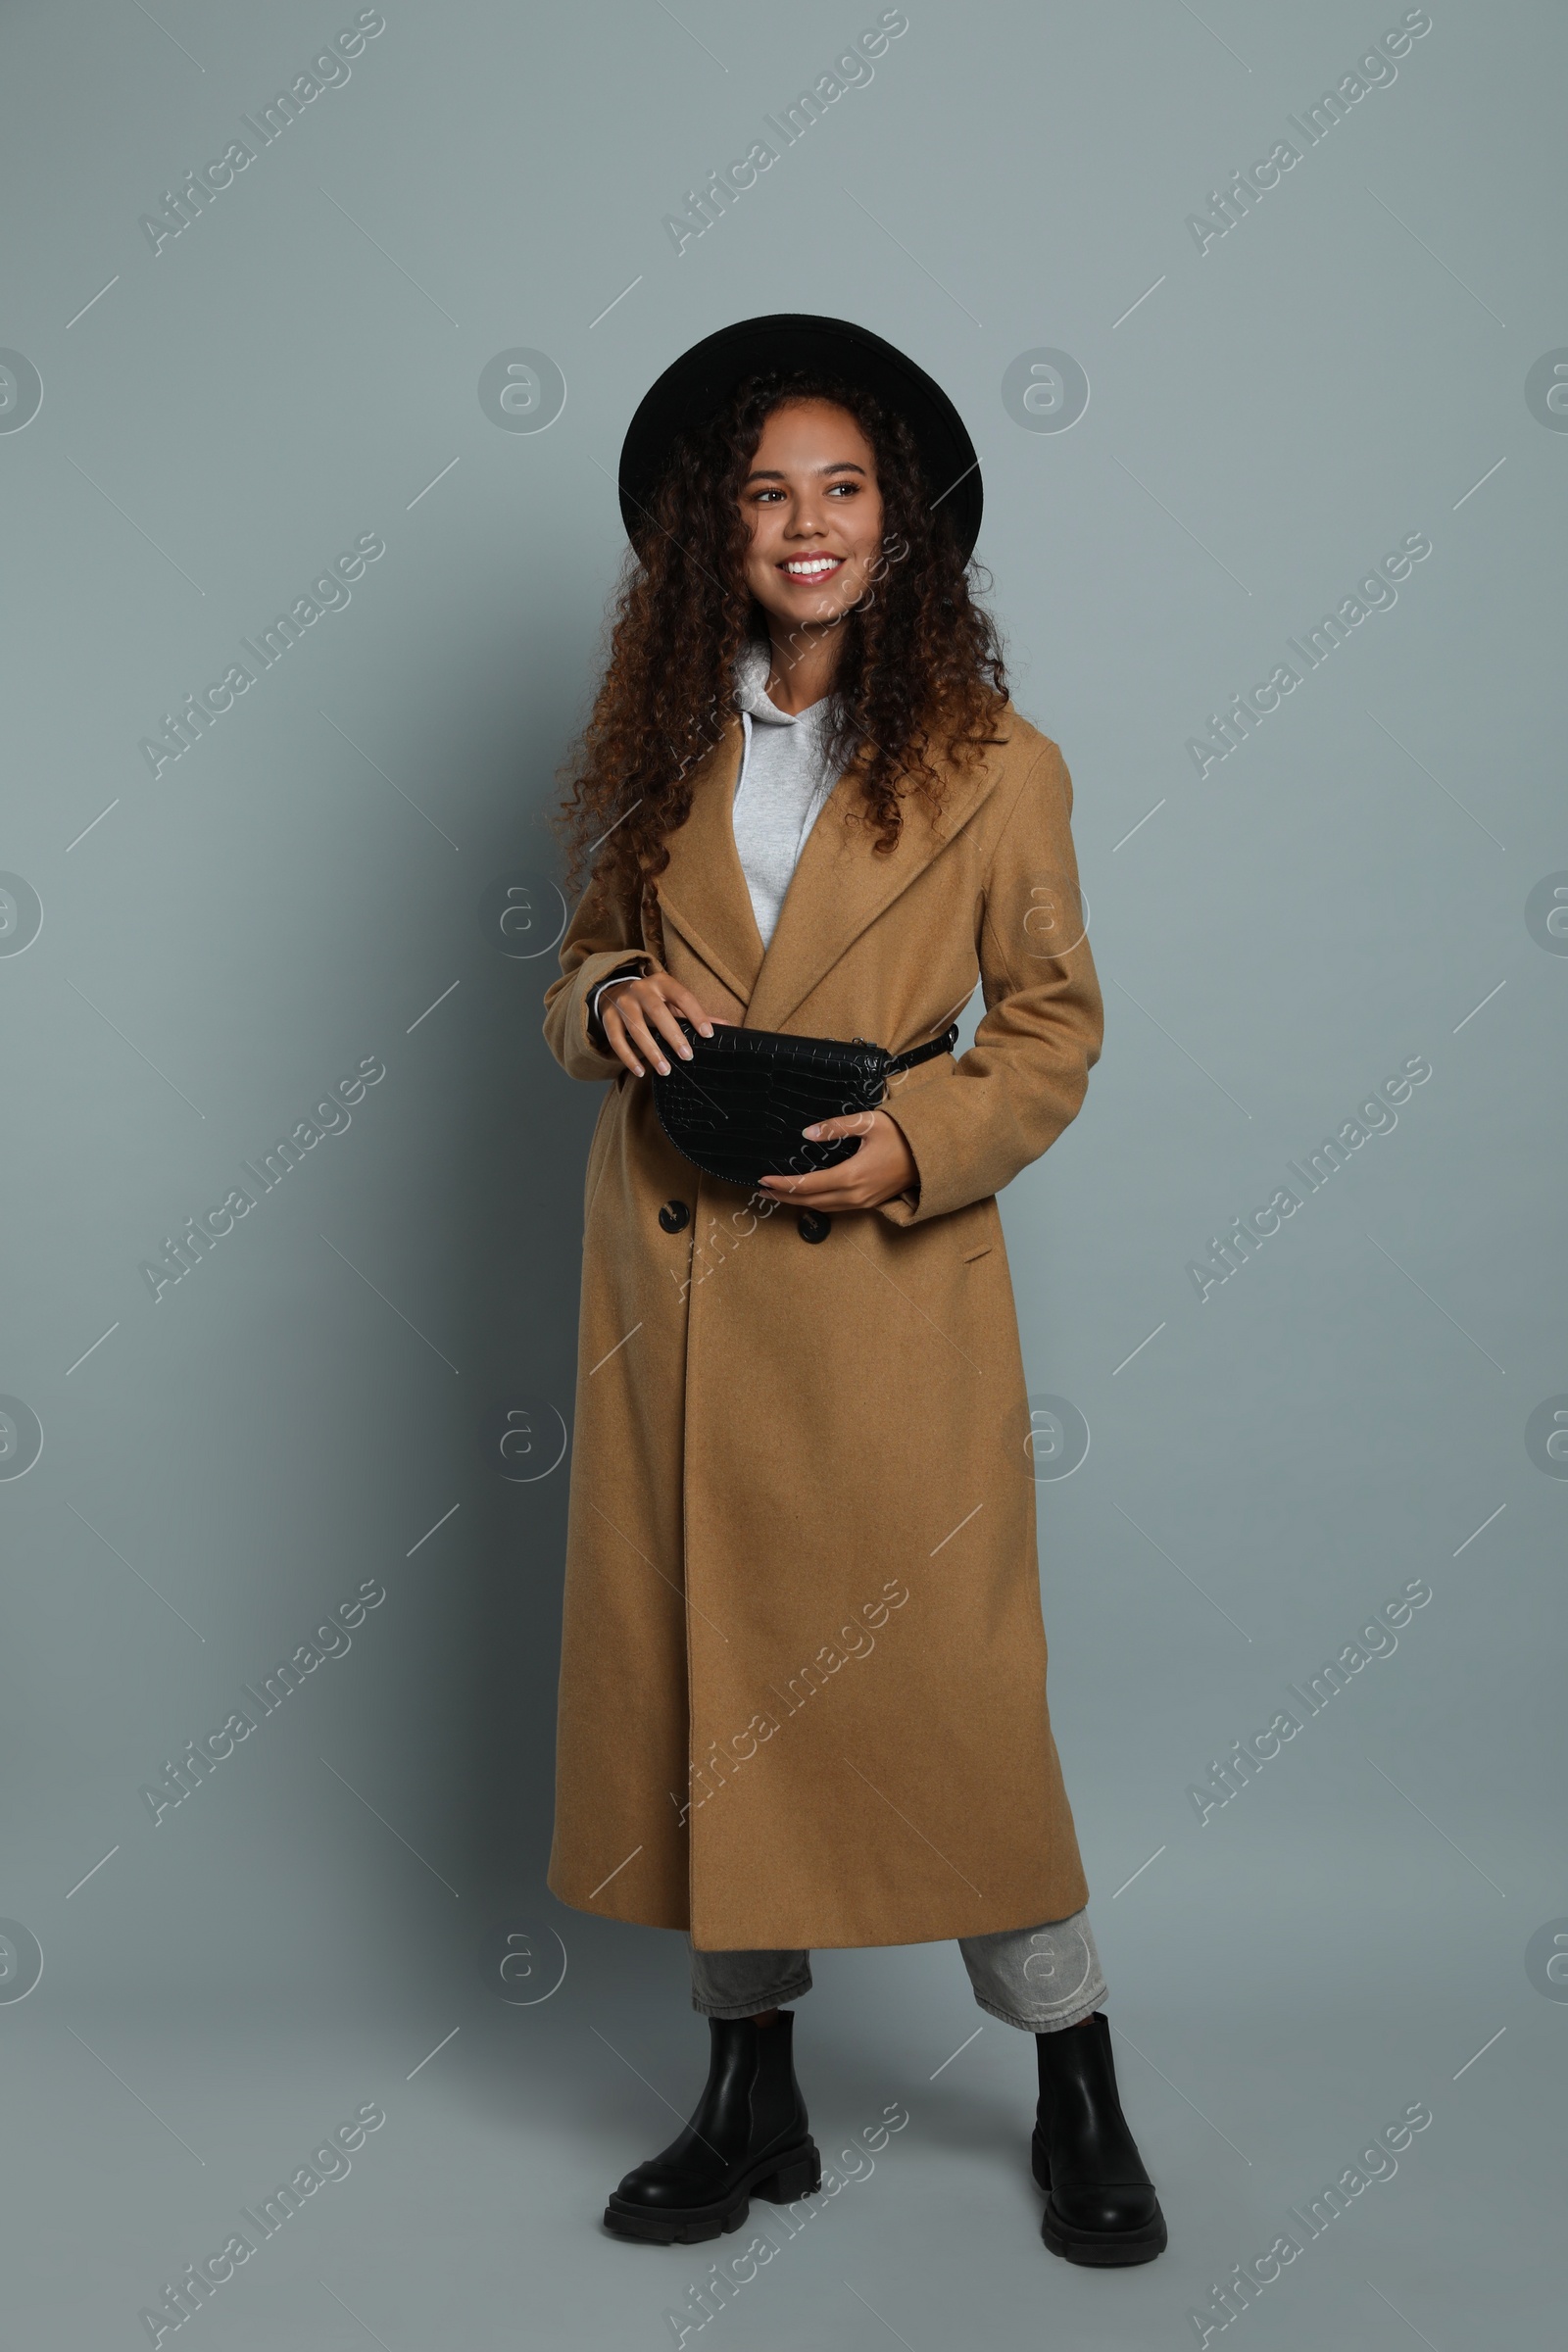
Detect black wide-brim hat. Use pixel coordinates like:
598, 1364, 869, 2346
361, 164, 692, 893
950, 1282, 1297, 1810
617, 313, 983, 563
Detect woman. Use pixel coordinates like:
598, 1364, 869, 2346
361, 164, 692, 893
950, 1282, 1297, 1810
544, 316, 1164, 2266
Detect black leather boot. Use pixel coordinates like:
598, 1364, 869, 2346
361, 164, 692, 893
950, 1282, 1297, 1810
604, 2010, 821, 2244
1032, 2011, 1167, 2265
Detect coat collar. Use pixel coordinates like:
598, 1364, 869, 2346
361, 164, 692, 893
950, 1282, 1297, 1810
656, 709, 1014, 1033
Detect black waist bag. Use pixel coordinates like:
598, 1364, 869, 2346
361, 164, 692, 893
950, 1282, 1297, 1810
650, 1019, 958, 1191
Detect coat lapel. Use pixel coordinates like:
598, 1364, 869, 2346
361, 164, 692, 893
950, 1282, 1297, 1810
655, 716, 766, 1007
656, 708, 1015, 1033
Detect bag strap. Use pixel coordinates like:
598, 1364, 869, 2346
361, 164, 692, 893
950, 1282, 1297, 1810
885, 1021, 959, 1076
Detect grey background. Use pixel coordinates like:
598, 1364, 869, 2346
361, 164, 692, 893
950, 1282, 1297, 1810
2, 0, 1563, 2343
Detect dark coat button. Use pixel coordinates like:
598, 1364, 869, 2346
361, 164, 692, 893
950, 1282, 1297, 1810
797, 1209, 832, 1243
658, 1200, 690, 1234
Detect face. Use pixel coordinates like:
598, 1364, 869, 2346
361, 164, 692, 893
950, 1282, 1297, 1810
739, 398, 885, 633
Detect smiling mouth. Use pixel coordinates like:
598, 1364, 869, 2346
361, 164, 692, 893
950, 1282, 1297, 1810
779, 555, 845, 580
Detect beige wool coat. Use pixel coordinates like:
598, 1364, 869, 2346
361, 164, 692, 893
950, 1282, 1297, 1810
542, 705, 1104, 1950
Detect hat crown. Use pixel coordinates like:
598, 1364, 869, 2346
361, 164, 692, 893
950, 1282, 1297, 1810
617, 313, 982, 563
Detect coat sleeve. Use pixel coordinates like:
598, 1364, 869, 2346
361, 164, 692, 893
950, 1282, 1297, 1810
542, 867, 662, 1082
878, 739, 1103, 1225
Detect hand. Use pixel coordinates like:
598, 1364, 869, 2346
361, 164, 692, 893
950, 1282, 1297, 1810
758, 1108, 918, 1213
598, 972, 727, 1078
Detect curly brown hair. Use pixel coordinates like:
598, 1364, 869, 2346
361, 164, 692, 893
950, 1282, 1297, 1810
556, 371, 1009, 907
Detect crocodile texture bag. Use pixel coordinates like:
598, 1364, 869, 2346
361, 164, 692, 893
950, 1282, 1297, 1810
650, 1020, 958, 1190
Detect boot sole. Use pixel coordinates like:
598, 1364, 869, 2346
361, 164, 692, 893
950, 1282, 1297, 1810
604, 2141, 822, 2246
1032, 2141, 1168, 2266
1041, 2199, 1168, 2265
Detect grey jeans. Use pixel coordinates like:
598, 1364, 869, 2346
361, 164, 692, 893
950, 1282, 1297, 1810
689, 1906, 1106, 2034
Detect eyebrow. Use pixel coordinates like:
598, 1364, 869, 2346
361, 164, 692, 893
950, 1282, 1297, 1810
744, 460, 868, 483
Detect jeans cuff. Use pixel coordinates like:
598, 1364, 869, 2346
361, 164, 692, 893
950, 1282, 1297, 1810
969, 1979, 1106, 2035
691, 1970, 812, 2020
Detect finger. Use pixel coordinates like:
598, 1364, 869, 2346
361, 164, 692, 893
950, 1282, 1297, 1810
760, 1128, 872, 1189
662, 983, 717, 1038
621, 1005, 672, 1076
801, 1113, 874, 1143
601, 1005, 646, 1077
762, 1138, 899, 1207
764, 1175, 875, 1212
758, 1164, 841, 1200
647, 1001, 695, 1061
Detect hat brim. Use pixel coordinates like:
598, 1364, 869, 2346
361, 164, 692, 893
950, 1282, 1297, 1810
617, 313, 983, 563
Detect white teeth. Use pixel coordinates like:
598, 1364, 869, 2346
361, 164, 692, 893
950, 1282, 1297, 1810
784, 557, 840, 576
